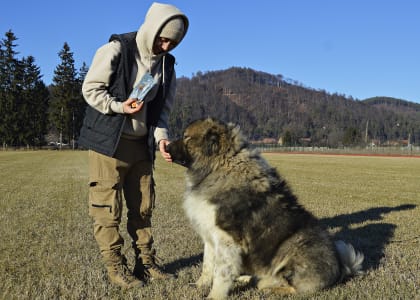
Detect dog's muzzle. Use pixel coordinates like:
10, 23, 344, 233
165, 141, 191, 168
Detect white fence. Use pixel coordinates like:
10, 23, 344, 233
254, 145, 420, 156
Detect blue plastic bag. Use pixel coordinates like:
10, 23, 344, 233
129, 73, 158, 104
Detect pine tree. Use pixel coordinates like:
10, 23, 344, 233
21, 56, 49, 146
0, 30, 21, 147
49, 42, 81, 147
73, 62, 88, 148
0, 33, 6, 148
78, 62, 88, 82
0, 30, 49, 148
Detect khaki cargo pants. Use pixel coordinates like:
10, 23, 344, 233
88, 137, 155, 264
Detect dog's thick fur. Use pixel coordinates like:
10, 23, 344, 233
166, 118, 364, 299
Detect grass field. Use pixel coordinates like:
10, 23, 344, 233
0, 151, 419, 300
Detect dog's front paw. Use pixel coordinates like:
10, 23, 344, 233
195, 275, 212, 289
206, 289, 228, 300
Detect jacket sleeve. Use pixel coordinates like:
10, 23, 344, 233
82, 41, 125, 114
153, 70, 176, 143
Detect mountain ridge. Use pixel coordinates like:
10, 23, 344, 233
168, 67, 419, 146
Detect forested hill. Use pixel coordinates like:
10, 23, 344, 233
363, 96, 420, 114
168, 67, 420, 147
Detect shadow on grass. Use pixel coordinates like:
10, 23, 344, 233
164, 253, 203, 274
166, 204, 416, 275
320, 204, 416, 270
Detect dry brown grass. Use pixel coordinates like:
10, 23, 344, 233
0, 151, 418, 299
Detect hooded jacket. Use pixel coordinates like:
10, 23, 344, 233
79, 2, 189, 157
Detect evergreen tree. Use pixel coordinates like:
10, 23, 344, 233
0, 33, 6, 148
0, 31, 49, 147
0, 30, 21, 147
49, 42, 82, 147
78, 62, 88, 82
21, 56, 49, 146
343, 127, 361, 146
73, 62, 88, 147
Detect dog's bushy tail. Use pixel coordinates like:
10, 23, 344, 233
335, 240, 364, 278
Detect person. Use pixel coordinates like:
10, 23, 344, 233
78, 2, 189, 289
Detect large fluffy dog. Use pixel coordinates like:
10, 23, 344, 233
166, 118, 364, 299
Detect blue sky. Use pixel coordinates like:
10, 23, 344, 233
2, 0, 419, 103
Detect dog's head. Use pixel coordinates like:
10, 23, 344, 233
166, 118, 247, 169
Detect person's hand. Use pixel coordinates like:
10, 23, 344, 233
159, 139, 172, 162
123, 98, 144, 114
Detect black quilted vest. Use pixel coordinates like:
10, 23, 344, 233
78, 32, 175, 158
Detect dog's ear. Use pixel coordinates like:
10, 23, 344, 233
226, 123, 248, 152
203, 129, 220, 156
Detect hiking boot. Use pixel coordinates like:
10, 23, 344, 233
144, 262, 175, 280
136, 249, 175, 281
132, 259, 146, 281
106, 262, 145, 289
